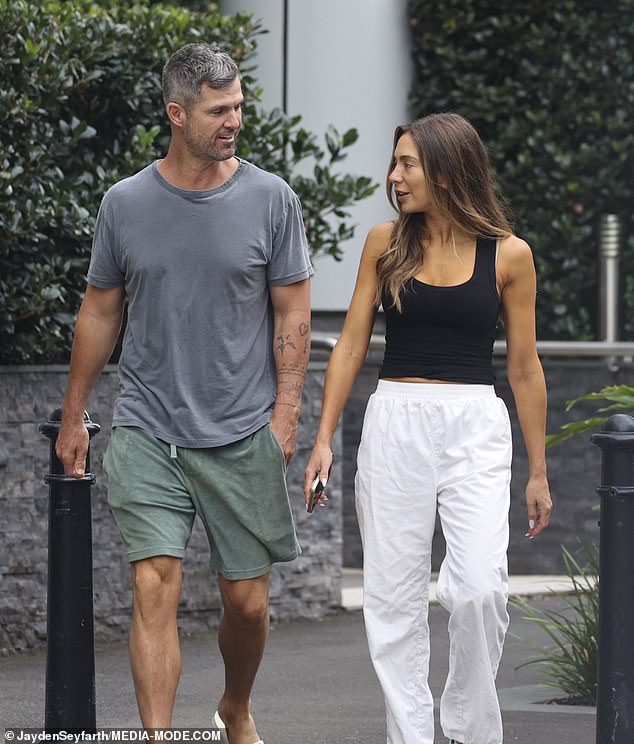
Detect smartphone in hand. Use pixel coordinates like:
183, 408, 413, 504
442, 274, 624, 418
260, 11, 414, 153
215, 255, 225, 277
307, 476, 325, 513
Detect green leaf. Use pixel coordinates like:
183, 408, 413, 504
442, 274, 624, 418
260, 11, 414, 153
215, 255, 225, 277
546, 417, 608, 448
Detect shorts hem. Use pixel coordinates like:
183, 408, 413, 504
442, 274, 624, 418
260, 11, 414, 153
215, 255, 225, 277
126, 547, 186, 563
214, 563, 272, 580
213, 547, 301, 580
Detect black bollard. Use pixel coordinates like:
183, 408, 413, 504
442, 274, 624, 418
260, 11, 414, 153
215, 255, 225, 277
592, 413, 634, 744
40, 408, 100, 732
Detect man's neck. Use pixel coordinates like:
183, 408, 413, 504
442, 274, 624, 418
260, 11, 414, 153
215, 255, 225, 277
157, 150, 240, 191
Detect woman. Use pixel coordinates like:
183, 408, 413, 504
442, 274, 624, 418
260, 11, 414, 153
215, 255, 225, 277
304, 113, 552, 744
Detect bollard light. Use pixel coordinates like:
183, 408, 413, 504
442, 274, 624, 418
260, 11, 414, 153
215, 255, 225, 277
598, 215, 621, 374
591, 413, 634, 744
40, 408, 100, 732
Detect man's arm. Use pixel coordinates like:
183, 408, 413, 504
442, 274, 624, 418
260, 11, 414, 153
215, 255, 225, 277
56, 284, 126, 477
269, 278, 311, 464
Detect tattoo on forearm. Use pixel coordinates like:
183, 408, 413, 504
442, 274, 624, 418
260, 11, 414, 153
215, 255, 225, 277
277, 367, 306, 378
276, 334, 297, 354
278, 380, 304, 396
274, 317, 309, 407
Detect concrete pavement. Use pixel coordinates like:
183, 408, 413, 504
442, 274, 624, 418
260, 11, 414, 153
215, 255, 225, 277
341, 568, 593, 610
1, 575, 596, 743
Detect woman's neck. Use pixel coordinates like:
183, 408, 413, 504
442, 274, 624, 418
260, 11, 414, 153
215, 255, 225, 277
423, 214, 470, 250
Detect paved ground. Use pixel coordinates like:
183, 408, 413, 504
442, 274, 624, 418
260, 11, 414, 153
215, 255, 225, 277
1, 586, 596, 743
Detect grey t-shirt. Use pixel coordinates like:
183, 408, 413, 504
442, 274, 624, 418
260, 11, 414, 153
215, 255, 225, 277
87, 159, 313, 447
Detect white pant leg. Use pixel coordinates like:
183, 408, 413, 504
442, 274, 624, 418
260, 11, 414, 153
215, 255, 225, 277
435, 393, 512, 744
355, 383, 440, 744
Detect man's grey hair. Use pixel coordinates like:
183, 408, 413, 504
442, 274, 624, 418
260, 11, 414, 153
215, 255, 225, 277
162, 43, 240, 107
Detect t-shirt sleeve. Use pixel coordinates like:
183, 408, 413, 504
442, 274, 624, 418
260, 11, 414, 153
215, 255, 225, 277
86, 193, 125, 288
267, 190, 314, 286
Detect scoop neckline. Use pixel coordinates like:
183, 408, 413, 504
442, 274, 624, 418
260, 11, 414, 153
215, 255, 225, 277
411, 238, 481, 290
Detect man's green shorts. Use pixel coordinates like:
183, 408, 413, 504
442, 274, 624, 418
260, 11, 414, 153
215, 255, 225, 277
103, 424, 301, 580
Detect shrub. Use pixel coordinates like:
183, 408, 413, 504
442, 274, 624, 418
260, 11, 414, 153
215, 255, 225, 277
407, 0, 634, 340
0, 0, 376, 363
512, 540, 598, 705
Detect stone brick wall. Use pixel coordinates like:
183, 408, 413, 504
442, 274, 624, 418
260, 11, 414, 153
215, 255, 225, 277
0, 362, 342, 655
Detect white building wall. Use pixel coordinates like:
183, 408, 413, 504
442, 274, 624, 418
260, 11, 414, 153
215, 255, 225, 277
221, 0, 412, 310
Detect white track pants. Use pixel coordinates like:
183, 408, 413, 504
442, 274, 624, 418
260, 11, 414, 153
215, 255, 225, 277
355, 381, 513, 744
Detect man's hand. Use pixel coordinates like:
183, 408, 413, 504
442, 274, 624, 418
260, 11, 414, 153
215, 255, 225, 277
270, 406, 300, 465
56, 419, 90, 477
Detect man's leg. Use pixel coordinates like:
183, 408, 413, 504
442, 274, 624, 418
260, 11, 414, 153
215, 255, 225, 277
129, 555, 183, 728
216, 573, 269, 744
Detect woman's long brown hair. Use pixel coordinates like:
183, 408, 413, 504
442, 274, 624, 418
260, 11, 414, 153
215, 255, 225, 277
376, 113, 512, 311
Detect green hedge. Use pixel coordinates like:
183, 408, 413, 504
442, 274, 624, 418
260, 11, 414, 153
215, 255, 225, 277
0, 0, 376, 363
408, 0, 634, 340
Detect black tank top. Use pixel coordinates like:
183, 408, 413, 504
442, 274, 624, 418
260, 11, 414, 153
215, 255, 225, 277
379, 236, 500, 384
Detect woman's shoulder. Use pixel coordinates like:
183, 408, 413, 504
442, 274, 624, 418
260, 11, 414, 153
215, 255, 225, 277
368, 220, 395, 238
498, 233, 531, 252
497, 234, 536, 284
363, 220, 395, 258
498, 234, 534, 265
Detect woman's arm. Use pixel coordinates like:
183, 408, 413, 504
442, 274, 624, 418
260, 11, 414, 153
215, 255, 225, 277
498, 235, 553, 537
303, 221, 392, 505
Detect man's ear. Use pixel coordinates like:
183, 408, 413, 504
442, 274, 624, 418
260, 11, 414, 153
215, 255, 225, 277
166, 101, 186, 128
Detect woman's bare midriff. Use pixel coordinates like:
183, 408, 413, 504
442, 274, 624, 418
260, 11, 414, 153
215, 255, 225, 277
381, 377, 462, 384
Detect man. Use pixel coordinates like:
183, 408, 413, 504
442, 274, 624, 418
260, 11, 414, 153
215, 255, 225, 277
56, 43, 312, 744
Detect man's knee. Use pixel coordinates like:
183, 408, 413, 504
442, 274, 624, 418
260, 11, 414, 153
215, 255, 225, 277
220, 574, 270, 625
131, 556, 183, 614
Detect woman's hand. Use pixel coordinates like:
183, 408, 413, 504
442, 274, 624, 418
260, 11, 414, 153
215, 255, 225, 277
304, 442, 333, 512
525, 475, 552, 538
